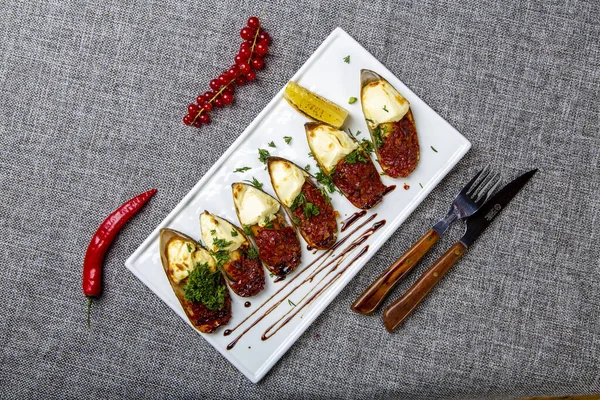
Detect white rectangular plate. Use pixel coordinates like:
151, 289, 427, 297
126, 27, 470, 383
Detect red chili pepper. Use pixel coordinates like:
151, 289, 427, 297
83, 188, 157, 327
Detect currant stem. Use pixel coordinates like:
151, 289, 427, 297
190, 21, 263, 126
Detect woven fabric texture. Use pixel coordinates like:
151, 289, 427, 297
0, 0, 598, 398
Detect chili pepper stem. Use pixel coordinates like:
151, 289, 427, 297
86, 297, 93, 328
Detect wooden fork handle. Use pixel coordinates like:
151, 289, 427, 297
351, 229, 440, 314
382, 241, 467, 332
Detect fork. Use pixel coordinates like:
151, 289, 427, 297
351, 167, 501, 314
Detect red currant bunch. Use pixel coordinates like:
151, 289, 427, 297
183, 16, 271, 127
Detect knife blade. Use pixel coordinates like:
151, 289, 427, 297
382, 169, 537, 332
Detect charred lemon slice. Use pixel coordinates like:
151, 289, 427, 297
283, 81, 348, 129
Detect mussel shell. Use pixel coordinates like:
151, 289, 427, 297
231, 182, 302, 276
158, 228, 231, 333
360, 69, 420, 178
199, 211, 265, 296
267, 155, 338, 249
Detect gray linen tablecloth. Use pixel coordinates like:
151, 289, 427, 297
1, 0, 598, 398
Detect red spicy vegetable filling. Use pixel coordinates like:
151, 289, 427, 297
187, 290, 232, 333
223, 247, 265, 297
332, 157, 387, 209
292, 182, 337, 249
255, 225, 301, 276
377, 113, 419, 178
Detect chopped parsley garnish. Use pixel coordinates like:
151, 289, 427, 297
234, 167, 251, 173
348, 96, 357, 104
345, 149, 368, 164
263, 216, 274, 229
243, 224, 253, 237
315, 165, 337, 193
283, 136, 292, 145
383, 105, 389, 112
244, 177, 263, 189
320, 187, 332, 203
231, 229, 238, 237
343, 55, 350, 64
268, 141, 276, 148
308, 151, 315, 159
247, 245, 259, 259
292, 217, 301, 225
372, 125, 386, 149
365, 118, 375, 124
183, 262, 226, 310
288, 299, 296, 307
210, 229, 216, 235
213, 237, 232, 249
360, 139, 374, 153
380, 171, 387, 176
419, 183, 423, 188
348, 128, 362, 137
304, 164, 311, 171
186, 243, 193, 252
431, 146, 438, 153
210, 250, 229, 267
258, 148, 270, 163
303, 202, 320, 219
290, 192, 306, 211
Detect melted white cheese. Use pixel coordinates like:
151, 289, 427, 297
307, 124, 358, 171
166, 239, 195, 284
269, 160, 306, 207
361, 80, 409, 128
166, 239, 216, 284
234, 184, 280, 227
200, 212, 245, 253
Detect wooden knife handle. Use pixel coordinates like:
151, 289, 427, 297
382, 241, 467, 332
351, 229, 440, 314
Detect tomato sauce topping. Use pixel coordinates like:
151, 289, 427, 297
377, 112, 420, 178
292, 182, 337, 249
187, 290, 232, 333
255, 225, 301, 276
224, 246, 265, 297
332, 156, 387, 209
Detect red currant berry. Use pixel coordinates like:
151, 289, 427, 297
183, 114, 194, 125
251, 57, 264, 70
255, 41, 268, 57
247, 16, 260, 29
200, 113, 211, 124
188, 103, 200, 115
235, 75, 247, 86
240, 26, 255, 41
246, 70, 256, 81
222, 92, 234, 104
240, 41, 250, 51
235, 53, 249, 65
239, 62, 251, 74
228, 65, 240, 79
203, 91, 214, 102
224, 84, 235, 94
258, 31, 271, 44
193, 118, 202, 127
214, 96, 224, 107
210, 79, 221, 91
196, 95, 205, 105
202, 102, 213, 112
239, 46, 251, 58
218, 74, 229, 86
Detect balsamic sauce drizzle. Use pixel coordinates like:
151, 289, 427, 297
341, 211, 367, 232
224, 213, 386, 350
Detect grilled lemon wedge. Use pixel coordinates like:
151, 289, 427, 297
283, 81, 348, 129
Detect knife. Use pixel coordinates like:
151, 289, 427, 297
382, 169, 537, 332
